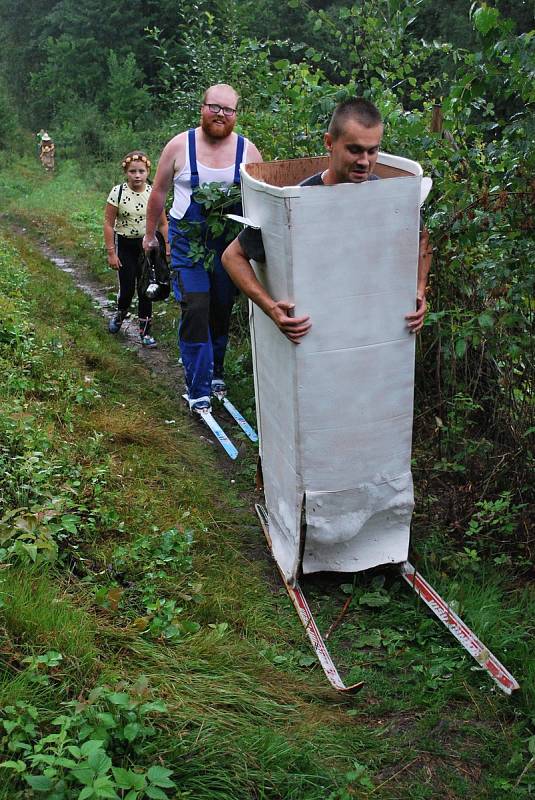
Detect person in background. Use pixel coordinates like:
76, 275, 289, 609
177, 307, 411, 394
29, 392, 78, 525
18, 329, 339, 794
143, 83, 262, 413
39, 133, 55, 172
104, 151, 170, 347
222, 97, 432, 342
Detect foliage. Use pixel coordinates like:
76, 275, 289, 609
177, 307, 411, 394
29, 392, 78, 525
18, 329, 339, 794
0, 679, 177, 799
95, 526, 201, 643
178, 182, 243, 271
0, 77, 24, 154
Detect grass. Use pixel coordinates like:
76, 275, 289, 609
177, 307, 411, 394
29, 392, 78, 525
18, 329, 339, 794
0, 156, 533, 799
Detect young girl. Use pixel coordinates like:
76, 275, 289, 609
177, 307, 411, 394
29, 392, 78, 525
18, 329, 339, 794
104, 151, 170, 346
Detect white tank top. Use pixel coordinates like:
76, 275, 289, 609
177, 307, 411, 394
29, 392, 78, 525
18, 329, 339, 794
169, 134, 249, 220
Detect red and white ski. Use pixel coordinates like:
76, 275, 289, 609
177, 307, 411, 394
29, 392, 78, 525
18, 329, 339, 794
255, 504, 364, 694
400, 561, 519, 695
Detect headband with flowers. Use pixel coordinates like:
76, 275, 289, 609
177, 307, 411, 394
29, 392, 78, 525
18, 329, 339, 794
122, 154, 151, 170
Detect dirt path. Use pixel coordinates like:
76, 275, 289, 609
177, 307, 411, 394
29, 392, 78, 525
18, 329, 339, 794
40, 236, 184, 391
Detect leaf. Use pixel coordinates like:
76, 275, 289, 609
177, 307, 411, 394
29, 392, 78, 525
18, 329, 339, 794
106, 692, 130, 707
354, 630, 382, 648
478, 312, 494, 329
112, 767, 135, 788
71, 766, 95, 785
145, 786, 170, 800
147, 765, 175, 787
96, 712, 116, 729
24, 774, 55, 791
359, 592, 390, 608
0, 759, 27, 772
80, 740, 106, 757
78, 787, 95, 800
178, 620, 200, 634
92, 775, 119, 795
455, 338, 467, 357
113, 768, 146, 790
87, 750, 112, 775
60, 514, 79, 533
123, 722, 140, 742
340, 583, 354, 595
472, 4, 500, 35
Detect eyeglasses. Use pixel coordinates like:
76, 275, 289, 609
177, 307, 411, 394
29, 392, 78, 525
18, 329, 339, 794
203, 103, 237, 117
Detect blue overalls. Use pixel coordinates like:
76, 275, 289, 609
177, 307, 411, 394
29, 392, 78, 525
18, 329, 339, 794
168, 129, 244, 403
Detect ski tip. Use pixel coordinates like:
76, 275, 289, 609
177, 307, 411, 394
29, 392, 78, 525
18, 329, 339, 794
338, 681, 365, 694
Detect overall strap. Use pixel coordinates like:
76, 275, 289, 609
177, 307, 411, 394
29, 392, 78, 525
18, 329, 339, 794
233, 135, 245, 184
188, 129, 199, 189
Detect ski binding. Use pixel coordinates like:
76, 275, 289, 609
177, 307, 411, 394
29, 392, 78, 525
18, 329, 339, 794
182, 394, 238, 460
255, 504, 364, 694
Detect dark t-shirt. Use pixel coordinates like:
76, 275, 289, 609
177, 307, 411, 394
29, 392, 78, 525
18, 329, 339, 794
238, 171, 380, 262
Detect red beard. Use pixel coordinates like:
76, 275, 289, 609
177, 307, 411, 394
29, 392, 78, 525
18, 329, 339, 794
201, 116, 234, 140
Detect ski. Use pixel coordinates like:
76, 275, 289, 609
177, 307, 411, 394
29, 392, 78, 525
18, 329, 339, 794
182, 394, 238, 460
213, 391, 258, 442
400, 561, 519, 695
255, 504, 364, 694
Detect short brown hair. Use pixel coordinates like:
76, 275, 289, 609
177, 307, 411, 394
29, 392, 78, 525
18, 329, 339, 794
328, 97, 382, 140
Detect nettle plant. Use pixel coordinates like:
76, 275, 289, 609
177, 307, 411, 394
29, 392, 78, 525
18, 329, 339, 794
179, 182, 243, 272
0, 678, 177, 799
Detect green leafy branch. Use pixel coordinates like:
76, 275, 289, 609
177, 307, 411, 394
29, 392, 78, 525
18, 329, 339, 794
179, 182, 243, 272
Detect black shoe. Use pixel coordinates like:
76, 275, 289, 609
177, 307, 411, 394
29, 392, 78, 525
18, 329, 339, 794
108, 311, 124, 334
211, 379, 227, 395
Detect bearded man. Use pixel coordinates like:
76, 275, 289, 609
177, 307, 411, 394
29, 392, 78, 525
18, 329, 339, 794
144, 84, 262, 413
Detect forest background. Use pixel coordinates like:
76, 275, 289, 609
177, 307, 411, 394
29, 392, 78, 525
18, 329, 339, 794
0, 0, 534, 798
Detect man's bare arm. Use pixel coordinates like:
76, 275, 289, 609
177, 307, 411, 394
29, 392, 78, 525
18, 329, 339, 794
245, 141, 263, 165
405, 226, 432, 334
222, 237, 311, 343
143, 138, 182, 250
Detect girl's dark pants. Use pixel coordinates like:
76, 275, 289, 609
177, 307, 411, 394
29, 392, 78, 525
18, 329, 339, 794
116, 235, 152, 331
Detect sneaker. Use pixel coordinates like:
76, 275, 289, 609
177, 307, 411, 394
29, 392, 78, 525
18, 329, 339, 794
211, 379, 227, 395
140, 334, 157, 348
190, 398, 211, 414
108, 311, 124, 334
